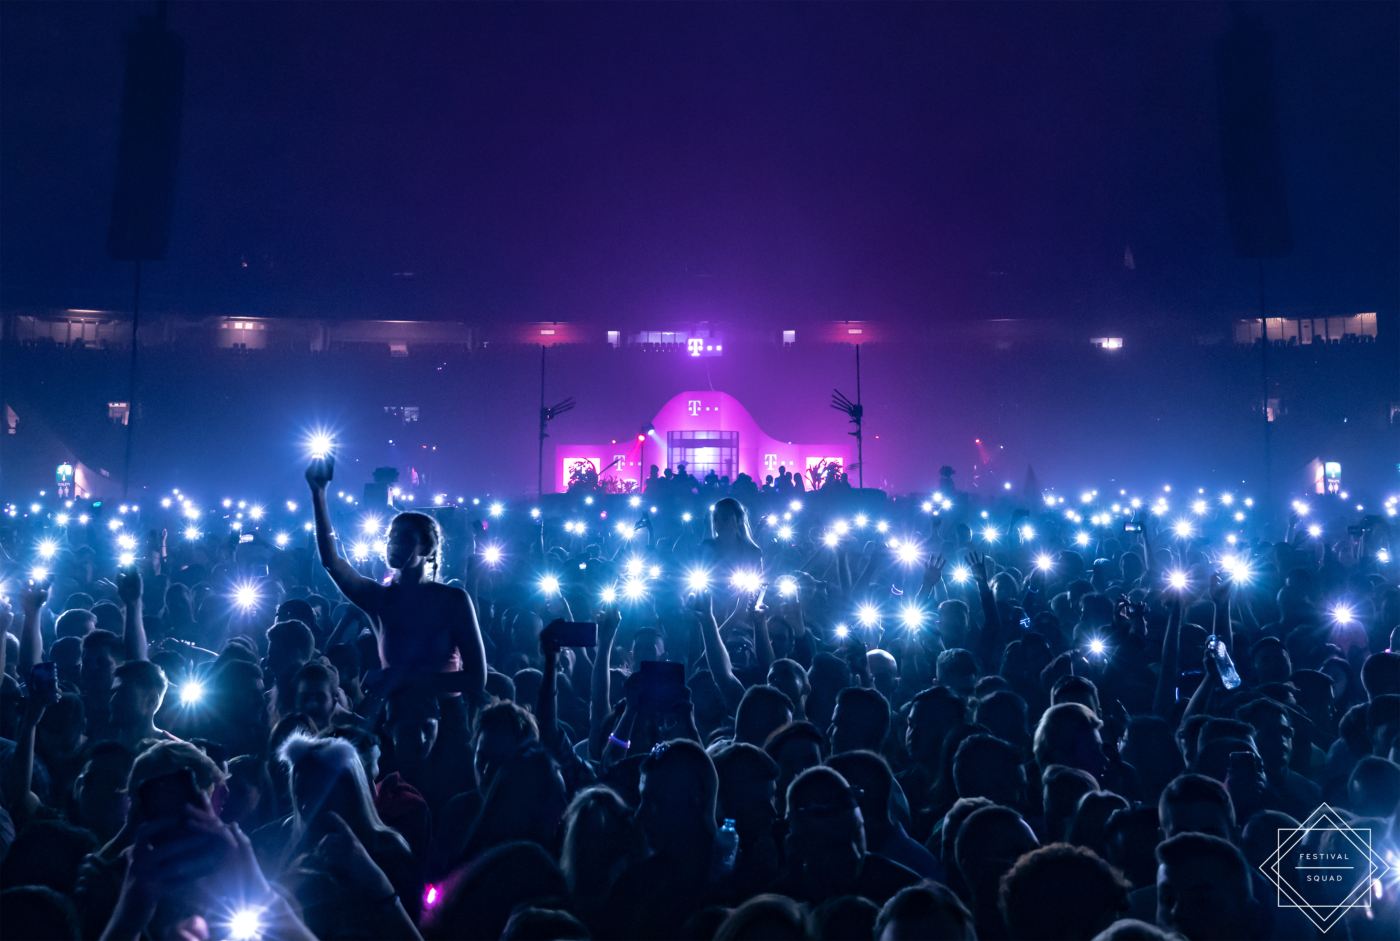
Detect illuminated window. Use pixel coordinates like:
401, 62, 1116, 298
783, 330, 796, 346
108, 402, 130, 425
389, 343, 408, 357
607, 331, 620, 348
1090, 338, 1123, 350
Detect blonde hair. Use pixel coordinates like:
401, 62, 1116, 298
128, 741, 227, 813
278, 733, 403, 847
711, 497, 759, 548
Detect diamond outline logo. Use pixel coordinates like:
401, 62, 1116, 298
1256, 802, 1393, 932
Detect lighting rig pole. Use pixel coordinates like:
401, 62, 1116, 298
831, 344, 864, 489
537, 344, 575, 497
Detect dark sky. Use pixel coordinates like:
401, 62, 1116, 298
2, 1, 1395, 325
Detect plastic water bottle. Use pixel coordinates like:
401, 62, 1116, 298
716, 818, 740, 875
1207, 635, 1242, 690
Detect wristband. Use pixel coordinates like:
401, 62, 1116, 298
608, 733, 631, 750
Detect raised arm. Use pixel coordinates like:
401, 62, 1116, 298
16, 581, 46, 676
697, 592, 745, 711
448, 590, 488, 703
590, 606, 621, 754
117, 567, 148, 662
1209, 572, 1233, 650
1153, 594, 1183, 719
306, 458, 381, 610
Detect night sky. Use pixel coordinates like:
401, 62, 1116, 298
2, 1, 1396, 325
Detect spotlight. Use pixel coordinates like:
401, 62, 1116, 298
118, 551, 136, 566
286, 501, 298, 512
1220, 493, 1234, 506
530, 507, 541, 519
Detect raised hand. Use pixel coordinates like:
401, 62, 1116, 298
596, 603, 622, 637
1209, 571, 1230, 606
922, 553, 946, 589
118, 566, 143, 605
305, 456, 335, 493
965, 550, 989, 584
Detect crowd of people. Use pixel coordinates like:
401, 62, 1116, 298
0, 456, 1397, 941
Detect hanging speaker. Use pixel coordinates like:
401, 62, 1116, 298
106, 14, 184, 262
1216, 10, 1292, 259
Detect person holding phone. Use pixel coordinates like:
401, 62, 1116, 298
306, 456, 487, 720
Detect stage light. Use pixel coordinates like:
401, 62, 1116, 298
686, 569, 710, 592
232, 582, 260, 611
37, 539, 58, 560
777, 576, 797, 596
951, 565, 971, 584
1075, 532, 1090, 547
900, 604, 925, 630
601, 586, 617, 604
539, 575, 560, 596
682, 512, 692, 522
1331, 603, 1357, 626
1192, 500, 1208, 515
625, 557, 644, 577
108, 518, 123, 532
854, 514, 868, 528
981, 525, 998, 543
777, 525, 793, 540
274, 533, 290, 547
731, 570, 761, 593
55, 513, 69, 526
306, 430, 335, 460
1308, 524, 1322, 537
789, 500, 803, 512
117, 533, 137, 550
481, 544, 503, 566
1035, 553, 1054, 571
1172, 520, 1194, 539
833, 520, 850, 536
876, 520, 889, 533
922, 501, 934, 512
623, 579, 647, 602
180, 681, 205, 706
249, 505, 264, 520
823, 532, 840, 547
1020, 524, 1035, 541
1167, 571, 1188, 590
857, 603, 880, 627
835, 624, 850, 638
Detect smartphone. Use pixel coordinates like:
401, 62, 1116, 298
239, 534, 254, 544
251, 564, 269, 577
543, 621, 598, 648
29, 662, 57, 700
137, 768, 203, 820
637, 660, 687, 712
1123, 521, 1142, 533
1205, 634, 1242, 689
